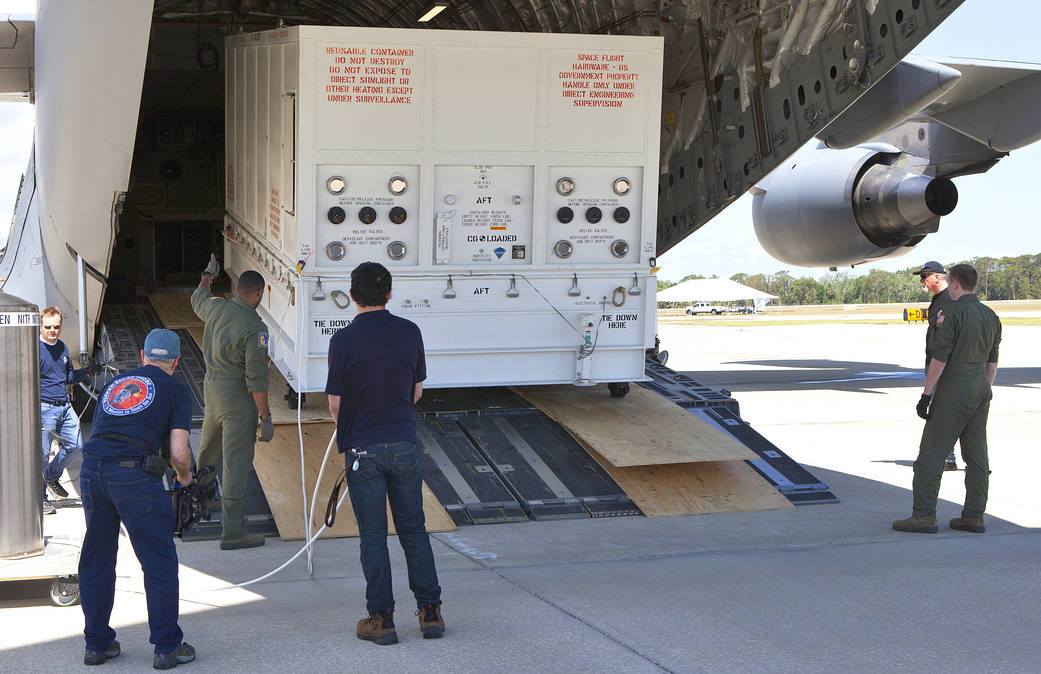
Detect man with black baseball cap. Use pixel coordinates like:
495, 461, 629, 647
912, 261, 957, 471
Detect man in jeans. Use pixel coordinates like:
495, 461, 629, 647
78, 329, 196, 669
326, 261, 443, 645
39, 306, 98, 513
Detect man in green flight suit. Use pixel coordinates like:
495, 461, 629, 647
192, 264, 274, 549
893, 264, 1001, 535
912, 261, 958, 471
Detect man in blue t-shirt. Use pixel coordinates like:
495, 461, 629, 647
78, 329, 197, 669
38, 306, 99, 513
326, 262, 443, 646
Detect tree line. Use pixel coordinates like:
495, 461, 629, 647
659, 254, 1041, 305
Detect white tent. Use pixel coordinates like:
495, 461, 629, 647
657, 278, 778, 311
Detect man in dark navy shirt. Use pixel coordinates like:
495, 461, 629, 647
326, 262, 443, 646
78, 329, 197, 669
38, 306, 97, 513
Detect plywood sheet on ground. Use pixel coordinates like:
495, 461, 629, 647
253, 422, 455, 540
513, 384, 755, 466
582, 442, 793, 515
147, 293, 202, 329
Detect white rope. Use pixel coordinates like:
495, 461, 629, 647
296, 343, 312, 575
213, 430, 341, 591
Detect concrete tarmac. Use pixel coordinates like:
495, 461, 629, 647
2, 323, 1039, 673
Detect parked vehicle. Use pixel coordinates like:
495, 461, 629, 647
685, 302, 725, 315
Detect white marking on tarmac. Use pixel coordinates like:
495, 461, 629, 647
797, 371, 923, 384
439, 532, 497, 560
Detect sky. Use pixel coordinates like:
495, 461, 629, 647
2, 1, 1040, 275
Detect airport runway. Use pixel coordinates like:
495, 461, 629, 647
2, 323, 1038, 673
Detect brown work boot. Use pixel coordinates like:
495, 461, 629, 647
417, 602, 444, 639
950, 517, 985, 533
892, 516, 938, 533
220, 532, 266, 550
357, 609, 398, 645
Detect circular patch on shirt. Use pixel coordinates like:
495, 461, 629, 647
102, 376, 155, 416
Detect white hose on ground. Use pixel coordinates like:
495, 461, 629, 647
296, 344, 312, 575
308, 430, 338, 552
211, 429, 339, 591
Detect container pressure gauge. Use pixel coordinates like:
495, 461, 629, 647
358, 207, 377, 225
585, 207, 602, 224
612, 177, 632, 196
557, 207, 574, 224
388, 176, 408, 195
389, 206, 408, 224
613, 207, 630, 223
327, 176, 347, 195
327, 206, 346, 224
554, 240, 574, 259
387, 241, 407, 260
325, 241, 346, 261
556, 177, 576, 196
610, 239, 630, 258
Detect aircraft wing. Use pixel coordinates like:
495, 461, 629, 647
749, 56, 1041, 269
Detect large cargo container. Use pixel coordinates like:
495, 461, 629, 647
224, 26, 663, 392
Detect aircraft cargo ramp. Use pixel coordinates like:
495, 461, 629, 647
96, 294, 834, 541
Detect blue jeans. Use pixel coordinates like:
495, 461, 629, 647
347, 440, 441, 614
79, 459, 183, 655
41, 402, 82, 489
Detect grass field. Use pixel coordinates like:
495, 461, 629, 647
657, 300, 1041, 327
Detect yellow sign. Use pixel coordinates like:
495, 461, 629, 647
903, 307, 926, 322
666, 111, 675, 127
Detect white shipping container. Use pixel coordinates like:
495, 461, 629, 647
224, 26, 663, 392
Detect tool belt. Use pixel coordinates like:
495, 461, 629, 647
92, 432, 171, 477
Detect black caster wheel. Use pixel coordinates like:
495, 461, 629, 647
284, 386, 306, 410
608, 382, 630, 398
50, 576, 80, 607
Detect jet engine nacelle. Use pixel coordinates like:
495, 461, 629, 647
750, 144, 958, 268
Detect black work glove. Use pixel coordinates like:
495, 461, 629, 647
258, 414, 274, 442
84, 363, 103, 377
916, 394, 932, 420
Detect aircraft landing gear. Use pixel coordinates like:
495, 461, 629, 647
608, 382, 630, 398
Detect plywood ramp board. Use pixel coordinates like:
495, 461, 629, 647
266, 360, 334, 424
254, 422, 456, 540
583, 443, 794, 516
186, 325, 205, 351
513, 384, 755, 466
148, 293, 203, 329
